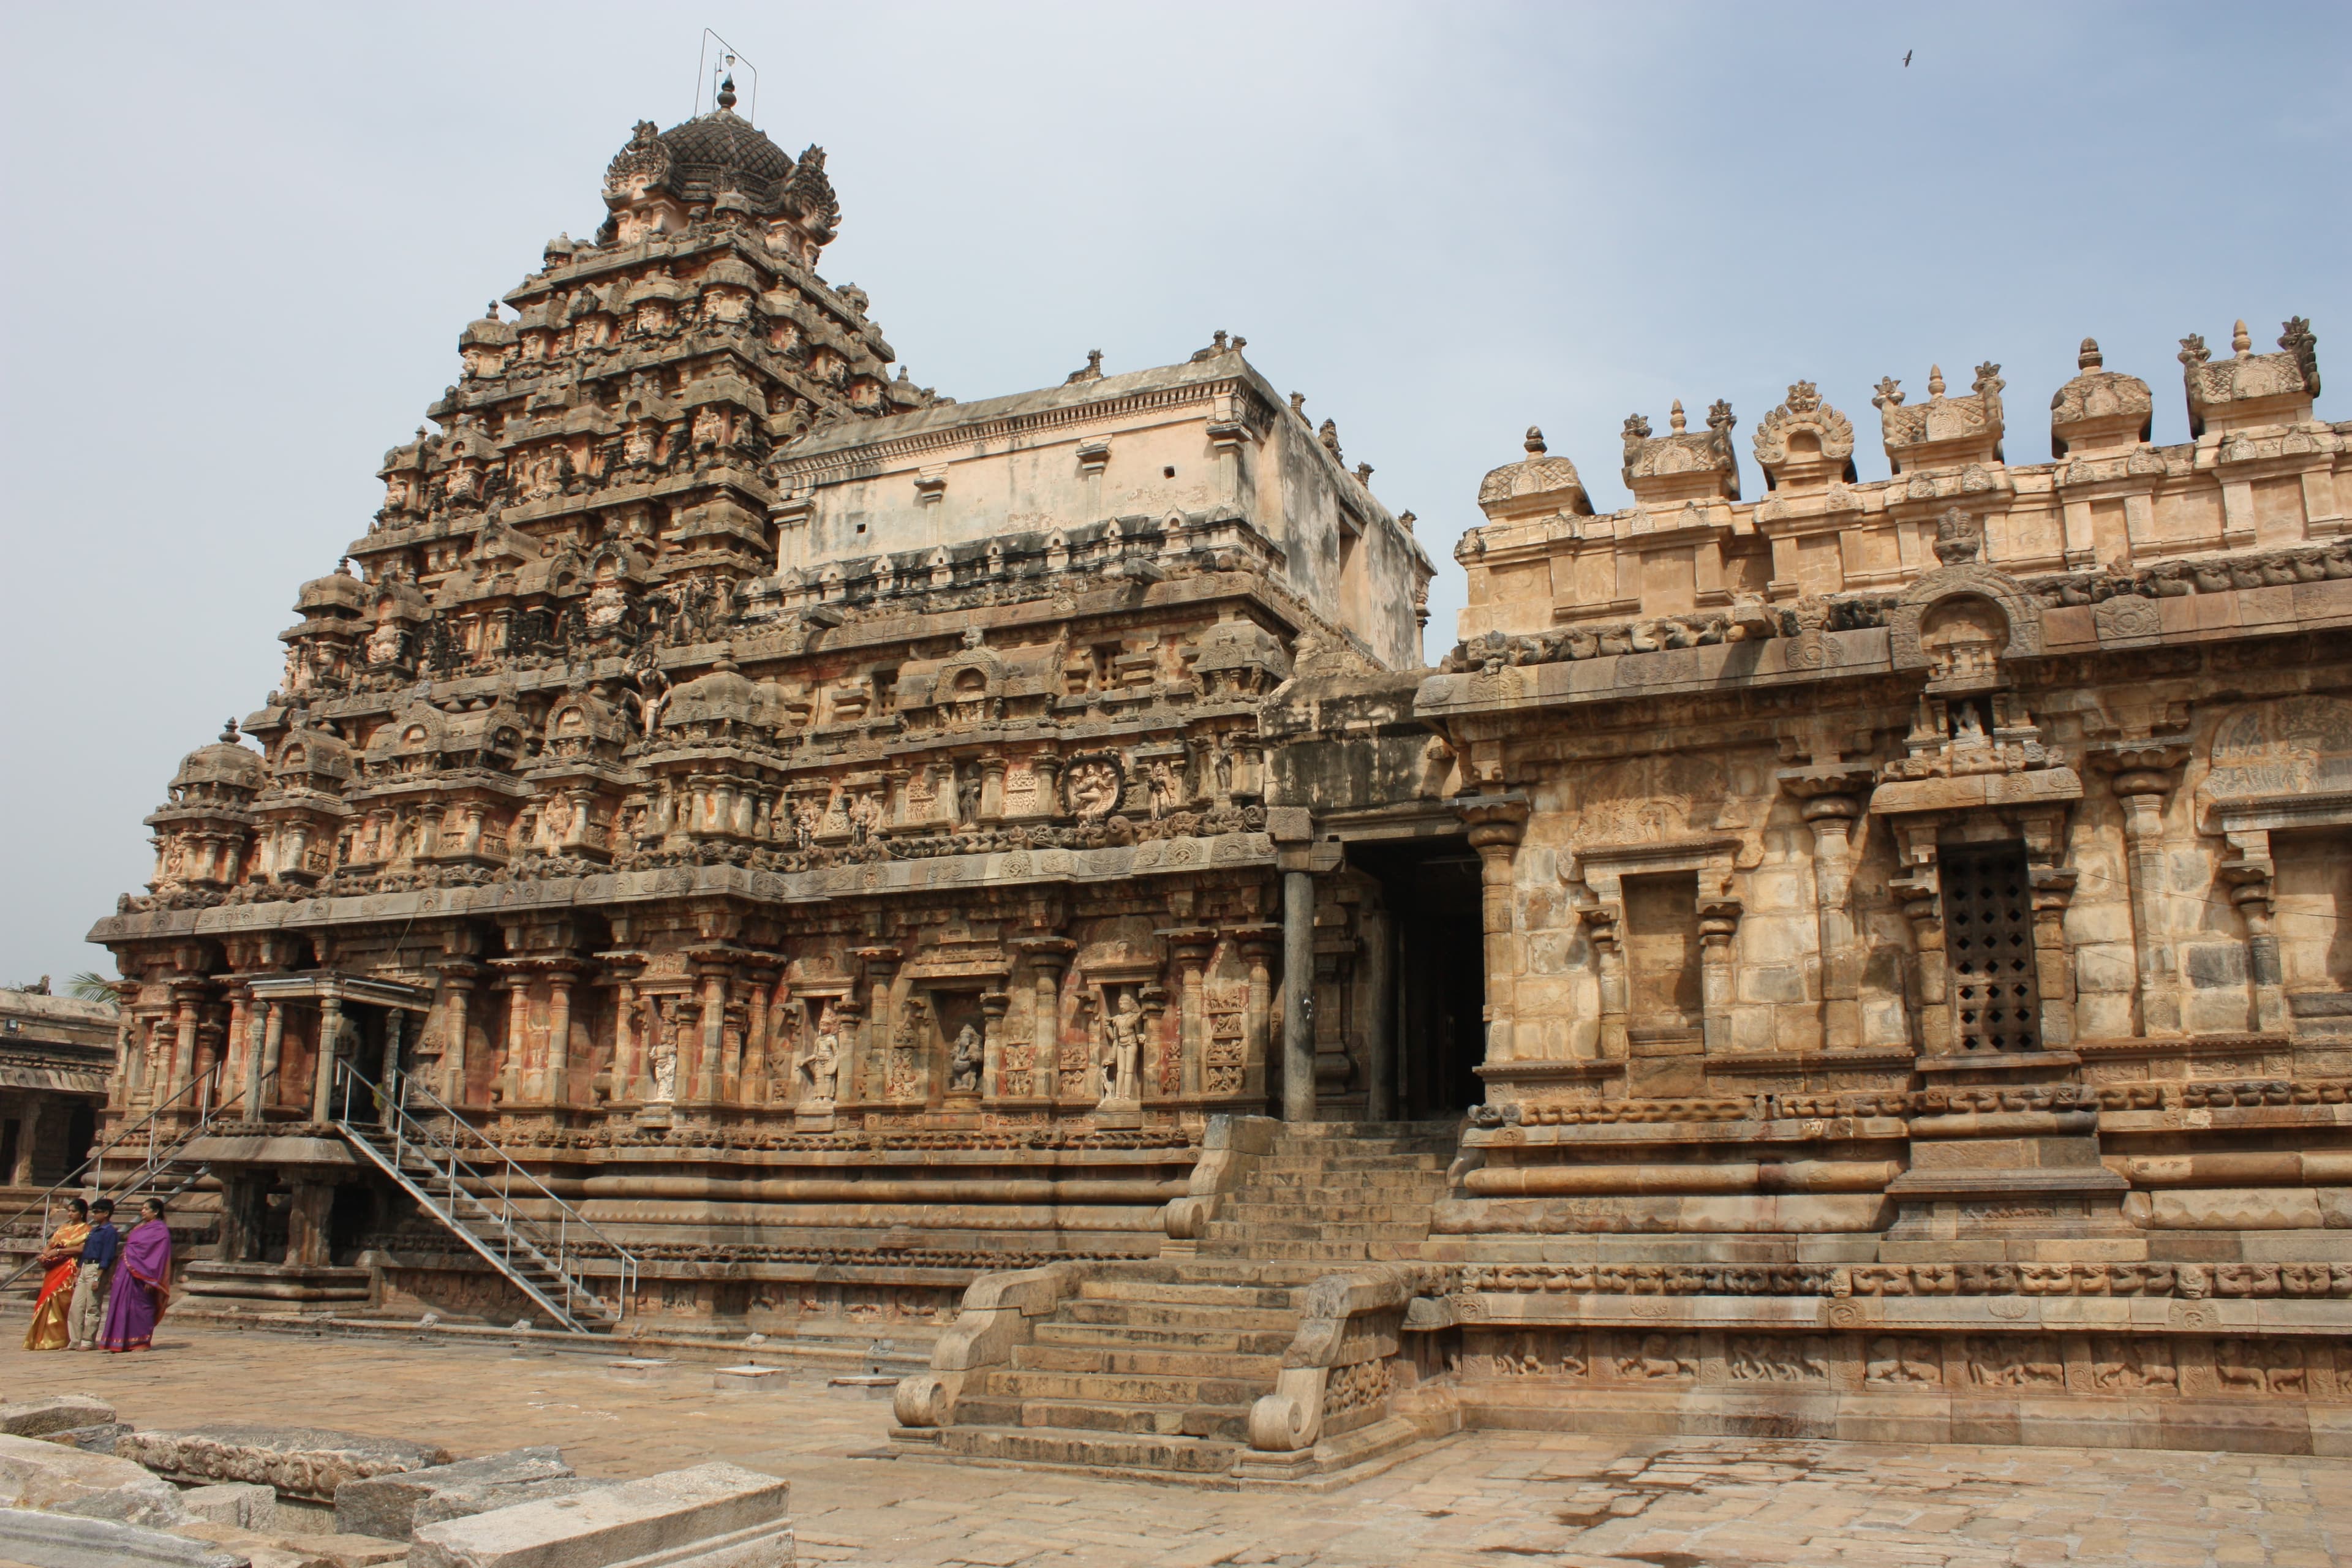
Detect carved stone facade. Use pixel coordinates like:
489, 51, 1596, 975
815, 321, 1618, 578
1415, 319, 2351, 1453
74, 94, 2351, 1453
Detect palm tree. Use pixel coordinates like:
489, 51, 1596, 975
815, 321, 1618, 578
68, 971, 119, 1006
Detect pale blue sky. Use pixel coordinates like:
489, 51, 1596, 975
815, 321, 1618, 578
2, 1, 2344, 983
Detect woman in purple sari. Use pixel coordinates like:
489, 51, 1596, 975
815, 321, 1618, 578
98, 1199, 172, 1353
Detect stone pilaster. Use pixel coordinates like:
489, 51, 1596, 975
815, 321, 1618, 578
1460, 794, 1531, 1076
2089, 741, 2191, 1036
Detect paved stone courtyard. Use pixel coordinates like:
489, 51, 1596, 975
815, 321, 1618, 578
4, 1324, 2345, 1566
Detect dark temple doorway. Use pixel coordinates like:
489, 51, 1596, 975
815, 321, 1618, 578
1352, 836, 1486, 1118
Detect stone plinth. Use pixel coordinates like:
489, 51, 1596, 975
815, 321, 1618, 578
333, 1446, 571, 1541
0, 1509, 241, 1568
0, 1433, 186, 1527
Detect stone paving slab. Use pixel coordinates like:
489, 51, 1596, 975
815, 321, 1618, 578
2, 1324, 2346, 1566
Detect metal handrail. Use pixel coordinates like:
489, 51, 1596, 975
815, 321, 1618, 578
330, 1059, 637, 1330
0, 1063, 231, 1293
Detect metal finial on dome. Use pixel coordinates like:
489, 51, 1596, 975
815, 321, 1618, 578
717, 74, 737, 112
1524, 426, 1547, 455
2079, 337, 2103, 371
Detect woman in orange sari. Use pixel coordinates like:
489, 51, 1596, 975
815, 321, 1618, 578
21, 1198, 91, 1351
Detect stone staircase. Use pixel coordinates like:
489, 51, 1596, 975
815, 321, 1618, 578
914, 1121, 1457, 1480
1198, 1120, 1457, 1265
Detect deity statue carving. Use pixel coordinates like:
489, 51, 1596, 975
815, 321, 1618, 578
949, 1023, 982, 1093
798, 1003, 840, 1104
1066, 758, 1121, 821
1096, 989, 1144, 1106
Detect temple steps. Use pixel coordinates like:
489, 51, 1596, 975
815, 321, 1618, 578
932, 1423, 1242, 1476
1033, 1321, 1293, 1355
1010, 1343, 1283, 1379
900, 1120, 1459, 1479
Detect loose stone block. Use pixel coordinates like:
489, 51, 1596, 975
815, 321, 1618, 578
408, 1463, 791, 1568
712, 1365, 793, 1392
825, 1376, 898, 1400
334, 1446, 573, 1540
0, 1433, 186, 1527
181, 1482, 277, 1529
0, 1507, 243, 1568
602, 1359, 671, 1382
40, 1423, 135, 1455
119, 1427, 452, 1504
0, 1396, 115, 1440
411, 1478, 609, 1531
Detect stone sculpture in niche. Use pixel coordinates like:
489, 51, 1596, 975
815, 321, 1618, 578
1066, 758, 1121, 821
799, 1003, 840, 1104
1096, 989, 1144, 1105
949, 1025, 982, 1093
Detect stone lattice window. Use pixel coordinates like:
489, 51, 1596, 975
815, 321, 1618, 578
1943, 843, 2040, 1052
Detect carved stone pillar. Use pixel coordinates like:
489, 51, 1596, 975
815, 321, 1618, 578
1890, 864, 1949, 1056
2030, 866, 2080, 1048
241, 995, 269, 1113
222, 982, 252, 1112
1163, 928, 1218, 1100
258, 1001, 285, 1115
1281, 869, 1317, 1123
1579, 906, 1629, 1061
2092, 743, 2190, 1036
742, 968, 776, 1106
692, 962, 731, 1104
2221, 850, 2290, 1033
979, 758, 1007, 821
1698, 899, 1743, 1054
286, 1178, 336, 1268
1779, 766, 1874, 1050
979, 989, 1011, 1097
378, 1008, 404, 1127
1358, 905, 1395, 1122
1012, 938, 1072, 1100
852, 947, 901, 1103
541, 968, 576, 1105
1461, 796, 1531, 1074
311, 992, 344, 1123
611, 970, 641, 1102
170, 982, 204, 1103
435, 963, 479, 1106
495, 974, 528, 1106
1238, 929, 1280, 1103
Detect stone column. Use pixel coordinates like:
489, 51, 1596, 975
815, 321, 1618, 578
1779, 767, 1873, 1050
543, 968, 576, 1105
1163, 929, 1218, 1101
2222, 849, 2290, 1033
496, 974, 529, 1106
1699, 900, 1743, 1054
1461, 796, 1531, 1074
2094, 744, 2190, 1036
611, 971, 641, 1102
437, 965, 478, 1106
1281, 869, 1317, 1123
242, 995, 270, 1113
692, 963, 730, 1103
1359, 907, 1395, 1123
2032, 869, 2080, 1047
1580, 907, 1629, 1061
311, 992, 344, 1122
378, 1008, 404, 1126
1239, 929, 1280, 1104
742, 968, 775, 1106
979, 990, 1011, 1096
170, 982, 204, 1103
851, 947, 901, 1104
979, 758, 1007, 821
1014, 939, 1072, 1100
258, 1001, 285, 1114
222, 983, 252, 1112
1890, 858, 1950, 1056
287, 1179, 335, 1268
10, 1100, 38, 1186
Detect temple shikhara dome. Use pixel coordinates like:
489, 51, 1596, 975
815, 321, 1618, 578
74, 82, 2352, 1478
